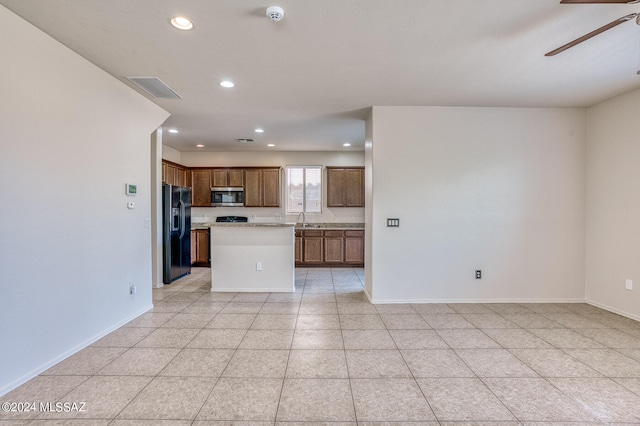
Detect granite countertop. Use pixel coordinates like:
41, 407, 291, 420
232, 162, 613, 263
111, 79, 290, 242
192, 222, 365, 230
192, 222, 294, 229
294, 222, 365, 230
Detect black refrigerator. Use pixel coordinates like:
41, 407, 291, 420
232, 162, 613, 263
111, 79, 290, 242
162, 184, 191, 283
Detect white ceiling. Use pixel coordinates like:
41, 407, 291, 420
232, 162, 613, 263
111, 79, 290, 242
3, 0, 640, 152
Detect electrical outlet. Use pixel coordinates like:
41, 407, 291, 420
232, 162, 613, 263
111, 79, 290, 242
475, 270, 482, 279
256, 262, 262, 271
626, 279, 633, 291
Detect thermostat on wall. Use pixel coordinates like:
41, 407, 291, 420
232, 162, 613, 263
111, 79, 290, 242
126, 183, 137, 196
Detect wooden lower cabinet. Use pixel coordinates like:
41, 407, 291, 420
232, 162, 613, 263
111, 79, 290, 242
191, 229, 210, 266
302, 233, 324, 264
324, 231, 344, 264
344, 230, 365, 264
295, 235, 303, 263
295, 229, 364, 267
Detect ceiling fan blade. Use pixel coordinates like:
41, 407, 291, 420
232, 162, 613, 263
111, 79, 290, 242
545, 13, 638, 56
560, 0, 640, 4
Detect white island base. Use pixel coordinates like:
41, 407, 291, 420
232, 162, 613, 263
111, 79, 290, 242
210, 224, 295, 292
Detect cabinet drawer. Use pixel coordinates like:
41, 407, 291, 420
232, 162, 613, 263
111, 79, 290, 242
302, 230, 323, 237
345, 230, 364, 237
323, 230, 344, 237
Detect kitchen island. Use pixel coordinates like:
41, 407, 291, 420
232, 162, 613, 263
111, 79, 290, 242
209, 223, 295, 292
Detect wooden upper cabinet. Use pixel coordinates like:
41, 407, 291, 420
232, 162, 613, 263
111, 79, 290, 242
244, 169, 262, 207
176, 168, 187, 187
262, 168, 280, 207
228, 170, 244, 187
212, 168, 244, 187
165, 163, 177, 186
244, 168, 280, 207
211, 169, 227, 187
161, 162, 279, 208
327, 167, 364, 207
327, 168, 345, 207
191, 169, 212, 207
162, 160, 189, 187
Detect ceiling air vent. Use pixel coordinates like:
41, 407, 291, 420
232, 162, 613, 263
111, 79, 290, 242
126, 77, 182, 99
237, 138, 256, 144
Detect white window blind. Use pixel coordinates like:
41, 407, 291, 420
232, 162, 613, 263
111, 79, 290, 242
286, 166, 322, 213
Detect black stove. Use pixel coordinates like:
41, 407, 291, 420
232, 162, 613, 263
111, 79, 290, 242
215, 216, 248, 223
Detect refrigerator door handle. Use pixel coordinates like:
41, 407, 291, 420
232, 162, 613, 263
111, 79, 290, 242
178, 199, 186, 239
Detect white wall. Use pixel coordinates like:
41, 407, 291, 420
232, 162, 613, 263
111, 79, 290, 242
0, 6, 169, 395
585, 88, 640, 320
162, 144, 182, 164
367, 106, 587, 303
173, 150, 365, 224
364, 111, 374, 298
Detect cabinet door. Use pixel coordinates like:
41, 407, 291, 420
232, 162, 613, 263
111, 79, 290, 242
327, 167, 364, 207
176, 168, 187, 187
212, 169, 228, 187
165, 164, 177, 186
295, 233, 303, 263
244, 169, 262, 207
345, 232, 364, 264
162, 162, 167, 183
344, 168, 364, 207
195, 230, 210, 264
262, 168, 280, 207
324, 233, 344, 263
190, 230, 197, 265
303, 236, 323, 263
228, 169, 244, 187
326, 168, 346, 207
191, 170, 212, 207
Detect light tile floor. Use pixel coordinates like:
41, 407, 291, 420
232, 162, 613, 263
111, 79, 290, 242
3, 267, 640, 424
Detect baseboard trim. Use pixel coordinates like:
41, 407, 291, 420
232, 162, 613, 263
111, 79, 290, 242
369, 297, 586, 304
0, 304, 153, 397
363, 288, 373, 303
585, 299, 640, 322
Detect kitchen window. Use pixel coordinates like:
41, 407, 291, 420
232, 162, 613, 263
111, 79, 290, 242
286, 166, 322, 213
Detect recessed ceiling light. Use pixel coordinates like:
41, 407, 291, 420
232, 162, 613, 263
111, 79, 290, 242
254, 128, 264, 133
196, 144, 204, 148
267, 144, 275, 147
343, 143, 351, 147
219, 80, 235, 88
168, 128, 178, 134
170, 16, 194, 30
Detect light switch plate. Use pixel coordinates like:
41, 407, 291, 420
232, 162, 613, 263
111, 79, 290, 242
626, 279, 633, 291
387, 218, 400, 227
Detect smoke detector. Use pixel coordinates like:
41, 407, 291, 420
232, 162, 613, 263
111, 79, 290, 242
266, 6, 284, 22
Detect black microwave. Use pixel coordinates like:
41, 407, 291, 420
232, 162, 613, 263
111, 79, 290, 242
211, 187, 244, 207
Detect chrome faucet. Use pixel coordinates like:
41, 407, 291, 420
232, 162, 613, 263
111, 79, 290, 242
296, 212, 307, 228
